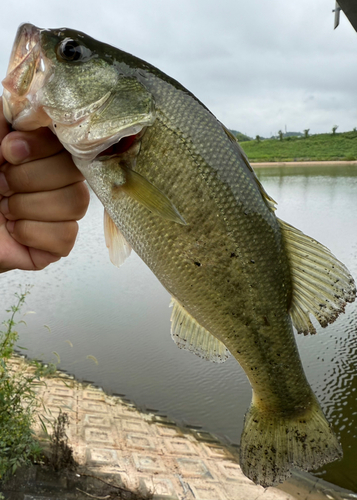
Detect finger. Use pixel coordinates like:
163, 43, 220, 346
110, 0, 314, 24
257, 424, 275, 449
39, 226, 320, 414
0, 181, 89, 222
0, 98, 12, 165
28, 248, 61, 270
7, 219, 79, 257
1, 127, 63, 165
0, 149, 85, 196
0, 97, 11, 143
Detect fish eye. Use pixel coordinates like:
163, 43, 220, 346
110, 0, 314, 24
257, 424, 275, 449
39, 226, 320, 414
56, 38, 86, 62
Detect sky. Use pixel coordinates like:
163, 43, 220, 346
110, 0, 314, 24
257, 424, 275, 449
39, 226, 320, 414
1, 0, 356, 138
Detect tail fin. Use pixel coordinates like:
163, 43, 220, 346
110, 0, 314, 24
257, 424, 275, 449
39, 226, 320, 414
239, 398, 342, 487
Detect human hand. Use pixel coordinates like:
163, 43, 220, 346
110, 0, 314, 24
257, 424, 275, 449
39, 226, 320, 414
0, 97, 90, 272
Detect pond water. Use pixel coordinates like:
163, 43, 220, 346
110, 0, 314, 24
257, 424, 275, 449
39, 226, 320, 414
1, 164, 356, 492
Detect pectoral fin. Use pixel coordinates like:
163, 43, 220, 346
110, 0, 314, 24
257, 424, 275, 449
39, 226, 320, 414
170, 298, 230, 363
279, 218, 356, 334
104, 209, 131, 267
121, 167, 187, 225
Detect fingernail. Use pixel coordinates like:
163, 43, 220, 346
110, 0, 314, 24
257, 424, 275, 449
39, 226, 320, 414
9, 139, 30, 162
0, 172, 9, 194
6, 220, 15, 233
0, 197, 9, 215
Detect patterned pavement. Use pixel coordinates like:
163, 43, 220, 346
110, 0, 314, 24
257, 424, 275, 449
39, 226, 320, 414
7, 357, 333, 500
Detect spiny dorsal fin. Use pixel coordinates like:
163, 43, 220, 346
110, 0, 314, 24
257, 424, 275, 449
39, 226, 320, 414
104, 209, 131, 267
122, 167, 187, 225
278, 218, 356, 335
170, 298, 230, 363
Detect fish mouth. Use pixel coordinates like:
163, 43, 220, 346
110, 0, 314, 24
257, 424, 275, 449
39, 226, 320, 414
1, 23, 52, 130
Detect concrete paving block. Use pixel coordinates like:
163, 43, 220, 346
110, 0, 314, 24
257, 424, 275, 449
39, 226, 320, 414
200, 443, 235, 460
140, 476, 180, 499
85, 447, 120, 467
216, 461, 248, 482
133, 454, 167, 473
82, 413, 112, 428
176, 458, 215, 479
164, 438, 199, 456
151, 415, 178, 426
113, 404, 144, 419
154, 424, 183, 439
45, 396, 75, 411
223, 483, 285, 500
45, 378, 74, 389
119, 418, 153, 434
124, 433, 158, 451
115, 471, 134, 490
84, 427, 116, 446
51, 387, 75, 398
82, 389, 105, 401
81, 401, 109, 413
191, 430, 220, 443
187, 481, 228, 500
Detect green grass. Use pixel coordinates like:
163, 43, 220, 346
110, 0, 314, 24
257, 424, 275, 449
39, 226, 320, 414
240, 131, 357, 163
0, 289, 43, 480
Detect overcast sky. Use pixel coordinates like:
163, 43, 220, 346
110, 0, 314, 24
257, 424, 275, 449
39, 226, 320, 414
1, 0, 356, 138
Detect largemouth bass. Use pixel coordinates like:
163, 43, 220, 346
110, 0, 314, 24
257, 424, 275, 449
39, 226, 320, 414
2, 24, 356, 487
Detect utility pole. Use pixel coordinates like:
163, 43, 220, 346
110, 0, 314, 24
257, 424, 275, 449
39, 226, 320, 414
333, 1, 341, 29
333, 0, 357, 32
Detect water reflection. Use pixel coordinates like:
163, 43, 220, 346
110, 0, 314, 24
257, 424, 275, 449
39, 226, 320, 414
0, 165, 356, 491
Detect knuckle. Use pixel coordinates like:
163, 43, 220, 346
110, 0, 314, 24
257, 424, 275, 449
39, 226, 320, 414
69, 181, 90, 218
59, 222, 79, 256
8, 163, 32, 192
11, 219, 30, 243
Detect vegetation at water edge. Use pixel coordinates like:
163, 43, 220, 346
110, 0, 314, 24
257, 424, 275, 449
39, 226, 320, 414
0, 289, 42, 480
238, 130, 357, 163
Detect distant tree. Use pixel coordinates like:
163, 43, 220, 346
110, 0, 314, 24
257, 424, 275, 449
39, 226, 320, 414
256, 135, 261, 143
304, 129, 310, 138
278, 130, 283, 141
332, 125, 338, 135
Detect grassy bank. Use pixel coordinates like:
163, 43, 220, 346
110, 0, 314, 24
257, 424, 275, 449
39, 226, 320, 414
240, 131, 357, 163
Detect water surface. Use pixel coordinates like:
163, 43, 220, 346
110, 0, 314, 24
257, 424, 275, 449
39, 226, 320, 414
1, 164, 356, 491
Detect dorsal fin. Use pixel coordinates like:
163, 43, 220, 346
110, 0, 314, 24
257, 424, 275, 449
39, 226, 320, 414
278, 218, 356, 335
170, 298, 230, 363
104, 209, 131, 267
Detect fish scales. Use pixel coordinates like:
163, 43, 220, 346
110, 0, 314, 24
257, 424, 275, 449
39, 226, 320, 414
117, 113, 308, 407
2, 24, 355, 487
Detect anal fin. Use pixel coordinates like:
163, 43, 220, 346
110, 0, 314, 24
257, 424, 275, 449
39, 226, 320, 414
104, 209, 131, 267
170, 299, 230, 363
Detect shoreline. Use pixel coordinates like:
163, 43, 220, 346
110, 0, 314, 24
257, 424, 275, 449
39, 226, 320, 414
5, 355, 355, 499
251, 160, 357, 168
4, 356, 292, 500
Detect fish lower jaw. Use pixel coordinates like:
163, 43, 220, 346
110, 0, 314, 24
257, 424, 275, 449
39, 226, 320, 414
1, 93, 13, 124
1, 91, 51, 130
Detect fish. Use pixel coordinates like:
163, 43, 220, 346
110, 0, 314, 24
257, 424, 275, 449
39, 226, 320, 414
2, 23, 356, 487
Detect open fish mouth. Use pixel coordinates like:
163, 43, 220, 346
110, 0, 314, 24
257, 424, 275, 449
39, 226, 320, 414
1, 23, 155, 161
1, 23, 52, 129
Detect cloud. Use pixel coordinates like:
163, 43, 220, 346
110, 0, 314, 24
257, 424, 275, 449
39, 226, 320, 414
1, 0, 356, 136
